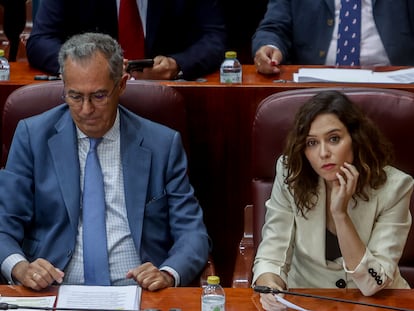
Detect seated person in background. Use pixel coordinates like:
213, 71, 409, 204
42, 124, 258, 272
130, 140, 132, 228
254, 91, 413, 310
253, 0, 414, 74
26, 0, 227, 80
0, 32, 210, 290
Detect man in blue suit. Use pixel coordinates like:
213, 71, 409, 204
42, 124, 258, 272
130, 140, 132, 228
253, 0, 414, 74
0, 32, 210, 290
26, 0, 226, 80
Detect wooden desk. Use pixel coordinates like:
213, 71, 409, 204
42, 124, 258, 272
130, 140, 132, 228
1, 286, 414, 311
2, 62, 414, 286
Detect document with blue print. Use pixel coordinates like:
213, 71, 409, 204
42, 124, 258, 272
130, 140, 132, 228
57, 285, 140, 310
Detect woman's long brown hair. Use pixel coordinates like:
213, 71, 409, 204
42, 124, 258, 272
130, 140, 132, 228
282, 91, 394, 216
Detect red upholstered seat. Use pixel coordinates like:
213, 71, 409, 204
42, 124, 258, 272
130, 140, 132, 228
2, 80, 188, 167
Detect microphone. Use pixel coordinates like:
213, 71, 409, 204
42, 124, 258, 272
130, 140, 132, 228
253, 286, 414, 311
0, 303, 140, 311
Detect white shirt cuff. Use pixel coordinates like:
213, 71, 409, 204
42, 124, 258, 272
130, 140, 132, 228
160, 266, 180, 287
1, 254, 27, 284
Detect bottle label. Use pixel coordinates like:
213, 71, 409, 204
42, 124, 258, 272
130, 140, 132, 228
202, 295, 225, 311
220, 72, 242, 84
0, 72, 10, 81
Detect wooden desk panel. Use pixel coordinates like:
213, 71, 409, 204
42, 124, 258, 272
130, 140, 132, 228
2, 63, 414, 286
1, 286, 414, 311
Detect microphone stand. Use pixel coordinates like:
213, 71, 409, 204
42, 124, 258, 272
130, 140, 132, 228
253, 286, 414, 311
0, 303, 139, 311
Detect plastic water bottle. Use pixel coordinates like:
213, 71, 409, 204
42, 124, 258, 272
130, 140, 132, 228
201, 275, 225, 311
0, 49, 10, 81
220, 51, 242, 84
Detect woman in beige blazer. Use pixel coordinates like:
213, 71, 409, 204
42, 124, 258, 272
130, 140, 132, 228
253, 90, 413, 310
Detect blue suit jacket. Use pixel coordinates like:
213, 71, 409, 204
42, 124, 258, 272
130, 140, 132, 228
252, 0, 414, 65
26, 0, 227, 80
0, 105, 209, 286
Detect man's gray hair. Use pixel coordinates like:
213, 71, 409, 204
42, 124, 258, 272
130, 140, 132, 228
58, 32, 124, 84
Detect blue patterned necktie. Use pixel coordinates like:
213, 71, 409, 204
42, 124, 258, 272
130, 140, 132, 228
82, 138, 110, 285
336, 0, 361, 66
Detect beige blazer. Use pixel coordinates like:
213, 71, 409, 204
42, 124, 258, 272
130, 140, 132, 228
253, 156, 413, 295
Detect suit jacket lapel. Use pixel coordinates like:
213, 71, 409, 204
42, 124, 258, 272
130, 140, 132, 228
145, 0, 164, 53
120, 110, 151, 251
48, 112, 80, 235
324, 0, 335, 16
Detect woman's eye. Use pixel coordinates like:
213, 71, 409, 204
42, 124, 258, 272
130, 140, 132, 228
306, 140, 317, 147
330, 136, 340, 143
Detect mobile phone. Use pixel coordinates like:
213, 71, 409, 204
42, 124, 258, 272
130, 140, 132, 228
126, 59, 154, 73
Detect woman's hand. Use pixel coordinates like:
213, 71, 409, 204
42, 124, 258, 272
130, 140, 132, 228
255, 272, 288, 310
330, 162, 359, 215
260, 293, 287, 311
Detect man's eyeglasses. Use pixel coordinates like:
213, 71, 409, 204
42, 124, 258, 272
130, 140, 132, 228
62, 84, 118, 107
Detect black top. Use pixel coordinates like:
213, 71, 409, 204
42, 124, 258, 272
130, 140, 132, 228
326, 229, 342, 261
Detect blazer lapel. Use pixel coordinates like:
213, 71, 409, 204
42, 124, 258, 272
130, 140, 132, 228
296, 179, 329, 264
48, 112, 81, 235
120, 111, 151, 251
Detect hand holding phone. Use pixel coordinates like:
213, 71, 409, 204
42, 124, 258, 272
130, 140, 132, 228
126, 59, 154, 73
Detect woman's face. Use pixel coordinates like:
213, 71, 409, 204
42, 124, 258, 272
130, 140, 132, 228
304, 113, 354, 183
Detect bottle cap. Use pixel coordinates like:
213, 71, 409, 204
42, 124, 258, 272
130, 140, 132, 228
225, 51, 237, 59
207, 275, 220, 285
0, 49, 4, 57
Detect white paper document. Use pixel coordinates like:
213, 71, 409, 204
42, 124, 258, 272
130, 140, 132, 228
56, 285, 141, 310
293, 67, 414, 84
0, 296, 56, 311
275, 295, 311, 311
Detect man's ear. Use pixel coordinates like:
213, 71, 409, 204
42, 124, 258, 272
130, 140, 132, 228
118, 73, 129, 95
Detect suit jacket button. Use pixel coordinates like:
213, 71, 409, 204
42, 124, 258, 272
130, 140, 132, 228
336, 279, 346, 288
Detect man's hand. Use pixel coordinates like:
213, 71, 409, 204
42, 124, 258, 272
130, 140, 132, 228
129, 56, 179, 80
254, 46, 283, 74
126, 262, 174, 291
12, 258, 64, 290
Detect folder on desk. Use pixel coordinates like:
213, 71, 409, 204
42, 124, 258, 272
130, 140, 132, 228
293, 67, 414, 84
